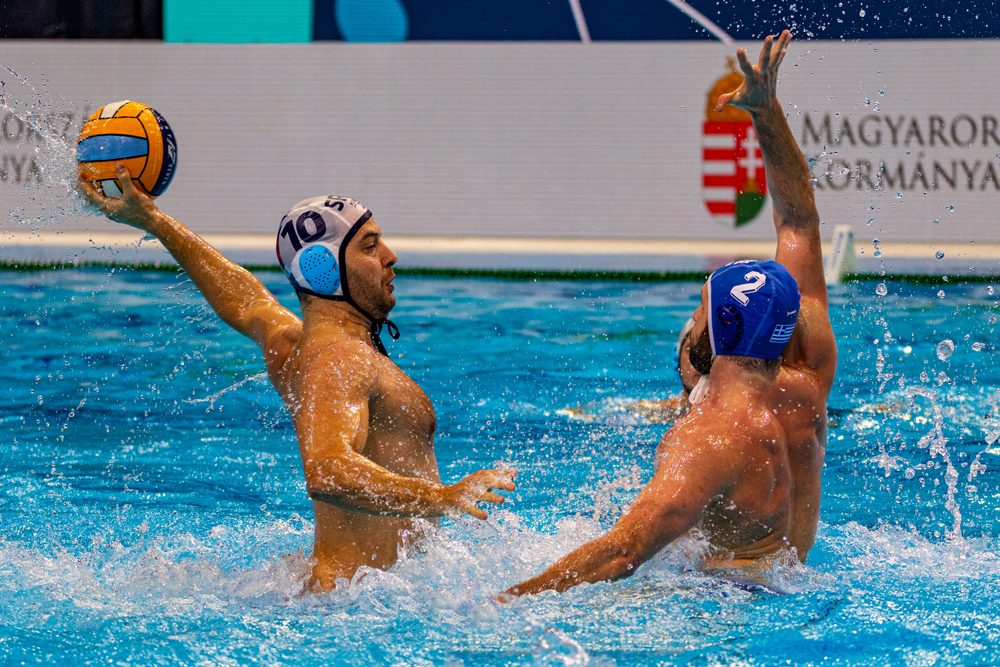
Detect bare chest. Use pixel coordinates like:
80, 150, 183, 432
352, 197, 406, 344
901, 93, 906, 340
365, 357, 439, 477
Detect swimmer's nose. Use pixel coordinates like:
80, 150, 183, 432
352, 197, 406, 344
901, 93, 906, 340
384, 243, 398, 268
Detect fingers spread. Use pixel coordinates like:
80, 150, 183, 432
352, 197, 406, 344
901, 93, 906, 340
115, 162, 137, 197
467, 506, 488, 520
485, 468, 517, 491
715, 92, 732, 112
78, 174, 120, 214
773, 31, 792, 69
735, 48, 753, 76
481, 492, 504, 505
757, 35, 773, 69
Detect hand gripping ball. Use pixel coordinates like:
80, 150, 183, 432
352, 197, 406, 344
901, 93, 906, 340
77, 100, 178, 198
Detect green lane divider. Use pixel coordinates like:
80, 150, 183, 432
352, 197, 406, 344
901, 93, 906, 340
0, 259, 998, 285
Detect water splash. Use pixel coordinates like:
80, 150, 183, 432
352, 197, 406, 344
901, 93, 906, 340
0, 66, 95, 230
182, 372, 269, 411
905, 386, 963, 543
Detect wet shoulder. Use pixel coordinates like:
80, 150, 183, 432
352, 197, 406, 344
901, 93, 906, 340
281, 330, 385, 404
657, 400, 770, 459
769, 366, 827, 428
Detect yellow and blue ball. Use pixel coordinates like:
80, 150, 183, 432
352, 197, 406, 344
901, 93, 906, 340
77, 100, 178, 198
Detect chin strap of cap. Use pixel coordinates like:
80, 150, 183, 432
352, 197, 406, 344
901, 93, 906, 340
368, 317, 400, 357
345, 295, 399, 358
296, 288, 400, 357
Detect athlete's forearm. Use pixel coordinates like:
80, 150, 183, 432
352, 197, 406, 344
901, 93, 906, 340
143, 209, 281, 331
506, 533, 640, 596
750, 101, 819, 232
307, 453, 449, 518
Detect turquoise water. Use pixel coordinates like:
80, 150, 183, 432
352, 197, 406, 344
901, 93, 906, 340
3, 270, 1000, 665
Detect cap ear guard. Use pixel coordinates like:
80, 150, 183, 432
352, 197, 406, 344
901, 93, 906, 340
712, 304, 745, 353
295, 243, 341, 295
275, 196, 400, 358
276, 196, 371, 300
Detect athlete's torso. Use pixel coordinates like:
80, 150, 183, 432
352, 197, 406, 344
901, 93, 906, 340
264, 321, 440, 589
671, 394, 794, 567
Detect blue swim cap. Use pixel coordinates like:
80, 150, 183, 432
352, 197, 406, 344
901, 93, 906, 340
707, 260, 800, 360
276, 195, 372, 300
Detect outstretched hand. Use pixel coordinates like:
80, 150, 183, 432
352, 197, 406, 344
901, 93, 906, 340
78, 162, 161, 233
716, 30, 792, 114
444, 467, 517, 520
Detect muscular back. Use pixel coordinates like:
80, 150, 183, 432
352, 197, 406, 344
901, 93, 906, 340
672, 294, 835, 563
765, 295, 836, 559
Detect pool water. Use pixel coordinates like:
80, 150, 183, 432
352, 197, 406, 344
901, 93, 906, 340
3, 269, 1000, 666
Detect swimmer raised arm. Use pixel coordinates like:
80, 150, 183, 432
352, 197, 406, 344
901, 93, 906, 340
715, 29, 835, 557
79, 163, 301, 358
716, 30, 836, 381
508, 31, 834, 599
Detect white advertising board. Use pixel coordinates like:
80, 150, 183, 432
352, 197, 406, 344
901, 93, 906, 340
1, 40, 998, 247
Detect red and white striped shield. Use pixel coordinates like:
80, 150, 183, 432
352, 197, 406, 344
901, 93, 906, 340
702, 61, 769, 228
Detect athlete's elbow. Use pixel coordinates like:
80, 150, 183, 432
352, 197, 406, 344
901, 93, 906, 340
306, 477, 358, 508
306, 485, 346, 507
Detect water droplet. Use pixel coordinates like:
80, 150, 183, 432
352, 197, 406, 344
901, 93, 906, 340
936, 339, 955, 361
937, 290, 946, 298
864, 96, 871, 106
988, 286, 994, 295
991, 315, 998, 324
936, 371, 950, 385
875, 349, 885, 373
868, 217, 875, 225
920, 371, 929, 382
904, 467, 916, 479
860, 8, 866, 16
875, 282, 888, 296
973, 342, 984, 351
948, 205, 955, 211
896, 192, 903, 199
936, 251, 945, 260
879, 89, 886, 96
934, 219, 940, 224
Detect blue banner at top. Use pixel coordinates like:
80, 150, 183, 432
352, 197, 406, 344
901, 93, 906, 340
314, 0, 1000, 42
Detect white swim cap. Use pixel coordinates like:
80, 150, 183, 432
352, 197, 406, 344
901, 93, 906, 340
275, 195, 399, 356
276, 195, 372, 299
